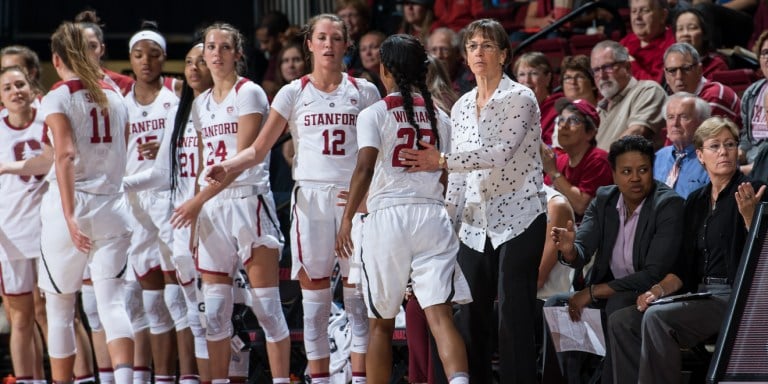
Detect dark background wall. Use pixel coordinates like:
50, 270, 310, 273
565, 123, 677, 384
0, 0, 260, 61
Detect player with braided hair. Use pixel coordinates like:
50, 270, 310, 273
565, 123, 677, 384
335, 33, 471, 384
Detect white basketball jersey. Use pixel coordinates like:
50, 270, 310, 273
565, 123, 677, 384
192, 77, 270, 188
0, 111, 47, 260
271, 73, 380, 184
357, 93, 451, 212
170, 112, 200, 202
40, 79, 129, 195
125, 80, 179, 175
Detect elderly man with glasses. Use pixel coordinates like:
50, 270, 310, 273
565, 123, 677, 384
662, 42, 742, 128
590, 40, 667, 151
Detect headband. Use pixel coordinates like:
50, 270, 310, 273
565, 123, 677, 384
129, 30, 166, 53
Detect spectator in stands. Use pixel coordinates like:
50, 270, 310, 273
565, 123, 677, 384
550, 55, 599, 147
427, 27, 475, 94
655, 93, 711, 197
663, 43, 741, 128
274, 43, 306, 90
620, 0, 675, 81
542, 99, 614, 219
591, 41, 666, 150
256, 11, 290, 99
609, 117, 767, 384
549, 135, 684, 384
514, 52, 563, 146
336, 0, 371, 73
431, 0, 525, 33
695, 0, 755, 49
398, 0, 434, 44
356, 30, 387, 96
674, 8, 729, 77
560, 55, 598, 106
738, 31, 768, 175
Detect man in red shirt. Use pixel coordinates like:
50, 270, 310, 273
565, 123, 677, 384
620, 0, 674, 82
663, 42, 742, 128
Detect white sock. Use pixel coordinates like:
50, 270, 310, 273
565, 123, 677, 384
98, 370, 115, 384
132, 368, 151, 384
352, 374, 367, 384
272, 379, 290, 384
114, 366, 133, 384
179, 375, 200, 384
448, 372, 469, 384
155, 375, 176, 384
310, 376, 330, 384
211, 380, 230, 384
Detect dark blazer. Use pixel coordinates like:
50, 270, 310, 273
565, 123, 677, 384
563, 180, 685, 293
676, 171, 767, 293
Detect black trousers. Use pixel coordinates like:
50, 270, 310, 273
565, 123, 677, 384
452, 214, 546, 384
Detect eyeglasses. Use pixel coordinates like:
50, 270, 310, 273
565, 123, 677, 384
665, 113, 693, 123
664, 63, 697, 75
630, 7, 654, 15
702, 140, 738, 152
562, 74, 588, 83
555, 115, 586, 128
465, 42, 498, 53
590, 61, 625, 75
429, 46, 452, 54
760, 49, 768, 58
516, 70, 544, 78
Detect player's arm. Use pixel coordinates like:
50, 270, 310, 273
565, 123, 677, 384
206, 110, 288, 183
0, 143, 53, 176
171, 112, 262, 228
336, 146, 378, 259
47, 112, 91, 253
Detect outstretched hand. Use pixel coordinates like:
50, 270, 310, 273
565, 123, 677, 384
205, 165, 228, 186
551, 220, 576, 255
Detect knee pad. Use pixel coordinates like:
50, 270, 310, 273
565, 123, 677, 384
81, 284, 103, 332
45, 292, 77, 358
250, 287, 289, 343
124, 280, 149, 332
143, 289, 174, 334
343, 286, 369, 354
164, 284, 189, 331
203, 284, 234, 342
301, 288, 332, 360
94, 278, 134, 342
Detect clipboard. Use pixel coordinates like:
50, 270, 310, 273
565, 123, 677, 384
649, 291, 713, 305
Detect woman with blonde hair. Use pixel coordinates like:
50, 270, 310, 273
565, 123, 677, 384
39, 21, 134, 384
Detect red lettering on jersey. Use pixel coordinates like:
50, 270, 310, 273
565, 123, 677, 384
177, 136, 198, 148
201, 122, 239, 138
303, 113, 357, 126
130, 118, 166, 134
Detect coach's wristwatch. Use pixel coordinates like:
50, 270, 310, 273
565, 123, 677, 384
438, 152, 447, 169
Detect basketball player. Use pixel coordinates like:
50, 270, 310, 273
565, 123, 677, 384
122, 22, 192, 384
0, 65, 50, 384
124, 42, 214, 383
170, 23, 291, 384
205, 14, 380, 384
75, 9, 135, 95
39, 21, 134, 384
334, 34, 470, 384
